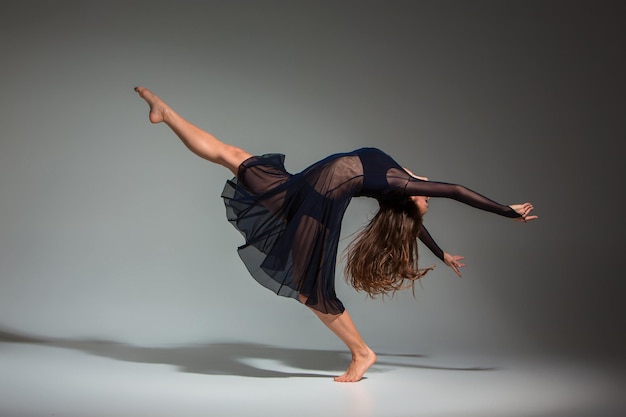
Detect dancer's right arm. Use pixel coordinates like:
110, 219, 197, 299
404, 179, 536, 221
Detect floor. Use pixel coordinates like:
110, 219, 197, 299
0, 335, 624, 417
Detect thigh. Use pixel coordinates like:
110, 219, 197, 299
220, 144, 252, 176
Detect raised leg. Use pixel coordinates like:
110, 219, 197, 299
300, 295, 377, 382
134, 86, 251, 175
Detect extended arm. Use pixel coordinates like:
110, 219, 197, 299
404, 178, 523, 218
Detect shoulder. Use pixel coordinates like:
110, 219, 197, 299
351, 147, 393, 157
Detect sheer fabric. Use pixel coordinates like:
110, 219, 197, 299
222, 147, 519, 314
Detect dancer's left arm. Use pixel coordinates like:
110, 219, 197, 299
419, 226, 465, 277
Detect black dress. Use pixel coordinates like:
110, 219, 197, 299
222, 147, 520, 315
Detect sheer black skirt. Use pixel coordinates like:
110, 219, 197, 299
222, 152, 364, 315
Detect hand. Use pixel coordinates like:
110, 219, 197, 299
509, 203, 538, 222
443, 253, 465, 277
402, 167, 428, 181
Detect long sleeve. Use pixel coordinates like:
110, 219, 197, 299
403, 179, 521, 218
418, 225, 445, 261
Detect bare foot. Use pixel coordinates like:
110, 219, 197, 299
134, 86, 171, 124
334, 348, 377, 383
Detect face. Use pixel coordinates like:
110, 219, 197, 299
410, 195, 429, 216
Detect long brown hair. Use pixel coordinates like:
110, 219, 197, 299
344, 198, 433, 297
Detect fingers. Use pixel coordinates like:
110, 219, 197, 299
511, 202, 537, 222
519, 203, 534, 217
452, 264, 465, 277
449, 256, 465, 277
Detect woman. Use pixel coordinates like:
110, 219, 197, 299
134, 87, 537, 382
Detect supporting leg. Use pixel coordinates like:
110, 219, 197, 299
300, 296, 377, 382
134, 86, 251, 175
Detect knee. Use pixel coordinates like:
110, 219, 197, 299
221, 146, 252, 176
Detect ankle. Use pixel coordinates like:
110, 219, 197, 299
352, 345, 373, 358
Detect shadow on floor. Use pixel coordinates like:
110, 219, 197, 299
0, 327, 496, 379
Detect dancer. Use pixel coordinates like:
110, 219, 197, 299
134, 87, 537, 382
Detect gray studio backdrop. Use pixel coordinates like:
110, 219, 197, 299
0, 1, 623, 359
